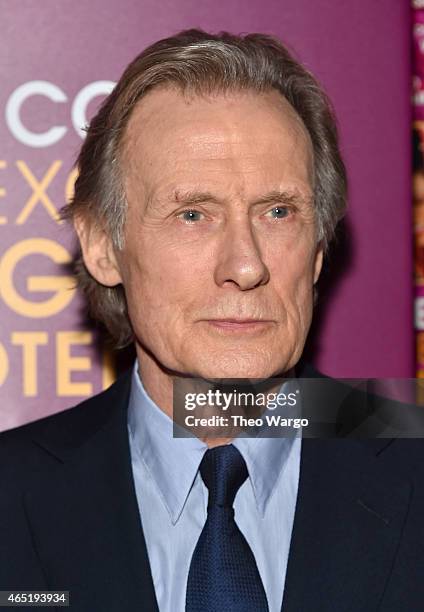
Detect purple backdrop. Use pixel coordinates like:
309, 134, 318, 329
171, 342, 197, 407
0, 0, 413, 431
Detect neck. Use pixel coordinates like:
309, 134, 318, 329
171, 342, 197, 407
135, 343, 295, 448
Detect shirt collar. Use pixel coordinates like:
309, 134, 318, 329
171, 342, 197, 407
127, 361, 299, 523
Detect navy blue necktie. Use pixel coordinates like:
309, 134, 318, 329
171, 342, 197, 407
185, 444, 269, 611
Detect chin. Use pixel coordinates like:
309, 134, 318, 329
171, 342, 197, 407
190, 353, 288, 381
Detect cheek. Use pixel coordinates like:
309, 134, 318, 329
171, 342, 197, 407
120, 242, 209, 329
269, 246, 316, 317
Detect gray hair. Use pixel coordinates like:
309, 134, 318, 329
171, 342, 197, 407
62, 29, 347, 347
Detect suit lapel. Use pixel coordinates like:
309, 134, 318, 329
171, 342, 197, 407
21, 362, 413, 612
23, 373, 159, 612
281, 438, 412, 612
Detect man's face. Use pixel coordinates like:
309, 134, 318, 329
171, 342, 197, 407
114, 87, 322, 379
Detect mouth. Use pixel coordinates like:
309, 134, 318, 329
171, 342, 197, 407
203, 319, 275, 333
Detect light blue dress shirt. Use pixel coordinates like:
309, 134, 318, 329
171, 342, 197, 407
127, 363, 301, 612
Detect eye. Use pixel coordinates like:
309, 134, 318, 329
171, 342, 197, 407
177, 209, 204, 223
265, 206, 290, 220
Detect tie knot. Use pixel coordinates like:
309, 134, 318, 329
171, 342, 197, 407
199, 444, 248, 508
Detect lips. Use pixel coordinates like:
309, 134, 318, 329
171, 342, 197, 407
211, 318, 269, 323
204, 318, 274, 331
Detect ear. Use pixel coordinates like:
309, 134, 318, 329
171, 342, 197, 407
74, 214, 122, 287
313, 243, 324, 284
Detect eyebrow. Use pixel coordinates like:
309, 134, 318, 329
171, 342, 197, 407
174, 189, 222, 205
172, 188, 313, 208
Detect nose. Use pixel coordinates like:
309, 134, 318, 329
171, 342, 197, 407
213, 215, 270, 290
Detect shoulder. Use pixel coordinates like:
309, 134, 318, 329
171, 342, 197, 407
297, 361, 424, 475
0, 369, 133, 479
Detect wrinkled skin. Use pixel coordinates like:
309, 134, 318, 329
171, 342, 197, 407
76, 87, 323, 424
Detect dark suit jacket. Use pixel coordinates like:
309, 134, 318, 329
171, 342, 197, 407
1, 367, 424, 612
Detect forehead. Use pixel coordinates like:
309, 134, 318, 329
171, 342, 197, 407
121, 86, 314, 197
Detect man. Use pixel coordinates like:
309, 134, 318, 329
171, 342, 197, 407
1, 29, 423, 612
